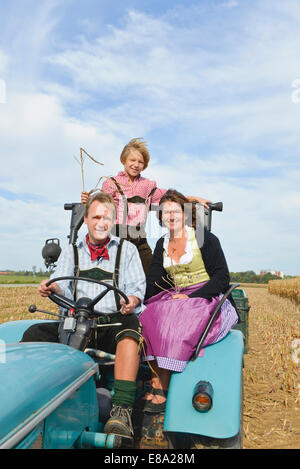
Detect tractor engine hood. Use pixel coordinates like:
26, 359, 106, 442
0, 342, 98, 446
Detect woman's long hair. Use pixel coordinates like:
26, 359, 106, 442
157, 189, 198, 228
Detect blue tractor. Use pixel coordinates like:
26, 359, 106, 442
0, 202, 247, 450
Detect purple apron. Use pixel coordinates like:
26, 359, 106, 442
139, 282, 238, 372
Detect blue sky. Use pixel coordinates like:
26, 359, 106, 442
0, 0, 300, 275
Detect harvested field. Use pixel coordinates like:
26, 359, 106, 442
239, 283, 268, 288
0, 285, 299, 449
0, 286, 59, 323
243, 286, 300, 449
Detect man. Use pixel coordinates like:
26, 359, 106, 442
23, 192, 146, 438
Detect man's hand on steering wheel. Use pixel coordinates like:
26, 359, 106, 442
38, 279, 63, 297
120, 295, 141, 315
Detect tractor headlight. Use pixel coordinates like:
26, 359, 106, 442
192, 381, 213, 412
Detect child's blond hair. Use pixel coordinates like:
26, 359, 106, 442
120, 138, 150, 170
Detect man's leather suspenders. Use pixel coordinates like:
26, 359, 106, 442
112, 238, 124, 312
72, 238, 125, 311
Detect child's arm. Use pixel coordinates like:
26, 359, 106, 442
81, 191, 89, 205
81, 178, 116, 205
151, 186, 212, 210
186, 196, 212, 209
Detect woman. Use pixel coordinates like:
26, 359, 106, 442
138, 189, 238, 413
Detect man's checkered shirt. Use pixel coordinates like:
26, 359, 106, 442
50, 234, 146, 315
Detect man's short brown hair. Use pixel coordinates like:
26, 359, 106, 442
84, 191, 117, 219
120, 138, 150, 170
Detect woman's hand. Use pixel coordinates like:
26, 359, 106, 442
81, 191, 90, 205
120, 295, 141, 314
172, 293, 189, 299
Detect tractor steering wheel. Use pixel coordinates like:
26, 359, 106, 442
46, 276, 129, 314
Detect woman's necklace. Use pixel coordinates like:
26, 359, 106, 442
168, 232, 187, 262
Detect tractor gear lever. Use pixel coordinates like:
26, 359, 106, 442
28, 305, 62, 318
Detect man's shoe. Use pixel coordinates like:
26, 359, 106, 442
104, 404, 134, 437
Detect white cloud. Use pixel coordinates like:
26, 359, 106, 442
0, 197, 67, 270
0, 91, 123, 199
220, 0, 239, 8
0, 50, 9, 75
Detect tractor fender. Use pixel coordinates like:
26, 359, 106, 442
0, 320, 59, 344
163, 330, 244, 439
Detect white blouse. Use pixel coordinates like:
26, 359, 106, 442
163, 225, 195, 268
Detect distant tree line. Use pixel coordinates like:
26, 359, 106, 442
230, 271, 295, 284
0, 269, 49, 277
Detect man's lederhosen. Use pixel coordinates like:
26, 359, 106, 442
21, 239, 143, 353
108, 177, 155, 276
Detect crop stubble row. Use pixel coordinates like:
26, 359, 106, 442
243, 286, 300, 449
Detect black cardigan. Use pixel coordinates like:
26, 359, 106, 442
145, 228, 231, 301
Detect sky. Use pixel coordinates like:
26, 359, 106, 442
0, 0, 300, 276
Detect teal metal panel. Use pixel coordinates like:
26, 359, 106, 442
0, 342, 98, 445
14, 423, 44, 449
42, 378, 99, 449
0, 319, 59, 343
12, 377, 100, 449
163, 330, 244, 439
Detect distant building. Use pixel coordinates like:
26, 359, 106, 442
260, 270, 284, 278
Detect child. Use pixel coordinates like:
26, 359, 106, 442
81, 138, 210, 275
